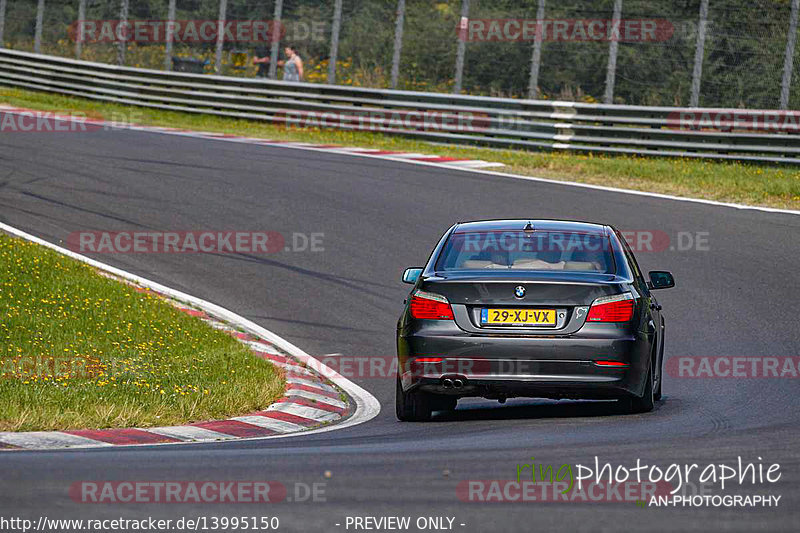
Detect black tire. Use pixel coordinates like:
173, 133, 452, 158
653, 329, 664, 401
627, 364, 655, 414
653, 373, 662, 402
396, 377, 433, 421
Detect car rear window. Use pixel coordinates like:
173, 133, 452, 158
435, 231, 615, 273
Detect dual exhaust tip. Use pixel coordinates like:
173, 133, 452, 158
441, 377, 466, 389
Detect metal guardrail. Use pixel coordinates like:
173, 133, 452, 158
1, 48, 798, 164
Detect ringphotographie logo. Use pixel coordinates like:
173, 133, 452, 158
459, 18, 674, 42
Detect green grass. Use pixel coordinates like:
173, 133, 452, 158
0, 233, 285, 432
1, 87, 800, 210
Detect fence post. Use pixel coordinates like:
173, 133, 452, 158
453, 0, 470, 94
34, 0, 45, 53
75, 0, 86, 59
527, 0, 545, 99
268, 0, 283, 79
603, 0, 622, 104
328, 0, 343, 84
390, 0, 406, 89
0, 0, 7, 48
164, 0, 176, 70
690, 0, 709, 107
117, 0, 128, 65
781, 0, 799, 109
215, 0, 227, 73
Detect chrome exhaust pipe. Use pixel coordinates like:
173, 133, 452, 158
441, 378, 453, 389
453, 379, 464, 389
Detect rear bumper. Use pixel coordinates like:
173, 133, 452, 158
397, 327, 651, 399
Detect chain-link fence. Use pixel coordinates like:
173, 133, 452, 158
1, 0, 799, 109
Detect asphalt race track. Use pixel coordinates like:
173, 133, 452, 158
1, 113, 799, 532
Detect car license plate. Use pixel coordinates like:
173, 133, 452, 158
481, 308, 556, 326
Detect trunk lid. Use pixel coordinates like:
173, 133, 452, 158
421, 272, 628, 335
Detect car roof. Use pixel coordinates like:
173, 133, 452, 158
452, 219, 609, 234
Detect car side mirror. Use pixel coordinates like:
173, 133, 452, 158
648, 271, 675, 290
402, 267, 423, 284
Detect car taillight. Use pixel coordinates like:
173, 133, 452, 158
586, 293, 634, 322
410, 289, 454, 320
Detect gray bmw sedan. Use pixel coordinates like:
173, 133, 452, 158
396, 219, 675, 421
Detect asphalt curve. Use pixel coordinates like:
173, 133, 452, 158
1, 115, 799, 532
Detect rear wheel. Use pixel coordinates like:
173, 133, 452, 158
653, 329, 664, 401
626, 364, 655, 413
396, 377, 433, 421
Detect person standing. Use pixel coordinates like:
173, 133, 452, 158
280, 45, 303, 82
251, 45, 303, 82
252, 45, 270, 78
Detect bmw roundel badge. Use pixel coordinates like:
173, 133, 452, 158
514, 285, 526, 299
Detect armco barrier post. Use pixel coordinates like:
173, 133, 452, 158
328, 0, 343, 84
527, 0, 546, 100
603, 0, 623, 104
34, 0, 45, 54
0, 0, 6, 48
215, 0, 228, 74
453, 0, 470, 94
690, 0, 709, 108
76, 0, 86, 59
780, 0, 799, 110
390, 0, 406, 90
117, 0, 129, 66
268, 0, 283, 79
164, 0, 176, 70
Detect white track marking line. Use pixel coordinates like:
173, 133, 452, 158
146, 426, 237, 442
444, 160, 506, 168
285, 389, 348, 409
266, 403, 341, 423
378, 153, 431, 159
272, 361, 316, 376
230, 416, 307, 433
331, 147, 385, 153
243, 340, 283, 355
0, 432, 113, 449
286, 376, 338, 394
